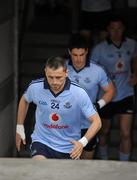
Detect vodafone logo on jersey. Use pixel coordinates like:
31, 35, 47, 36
115, 60, 125, 71
49, 113, 61, 122
46, 113, 69, 129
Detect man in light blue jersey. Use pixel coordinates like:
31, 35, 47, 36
67, 33, 115, 159
91, 15, 137, 161
16, 56, 101, 160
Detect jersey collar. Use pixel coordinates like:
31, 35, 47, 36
106, 37, 126, 48
68, 58, 90, 73
44, 77, 71, 97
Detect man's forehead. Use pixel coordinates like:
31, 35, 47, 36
45, 66, 67, 73
71, 48, 87, 54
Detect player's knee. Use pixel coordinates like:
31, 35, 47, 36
120, 131, 131, 140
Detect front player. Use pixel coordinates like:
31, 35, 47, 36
16, 56, 101, 159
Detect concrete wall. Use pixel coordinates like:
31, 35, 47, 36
0, 0, 17, 156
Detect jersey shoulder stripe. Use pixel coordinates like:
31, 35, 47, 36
70, 81, 87, 92
28, 78, 44, 86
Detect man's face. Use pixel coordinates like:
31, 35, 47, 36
69, 48, 88, 70
45, 66, 68, 93
107, 21, 125, 41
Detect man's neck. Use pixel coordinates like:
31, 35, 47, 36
51, 81, 66, 95
73, 63, 86, 71
112, 40, 122, 47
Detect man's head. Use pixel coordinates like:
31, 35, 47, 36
68, 33, 89, 70
107, 15, 126, 42
44, 56, 68, 94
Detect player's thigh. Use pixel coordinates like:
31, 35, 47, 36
99, 103, 114, 134
100, 118, 111, 134
117, 96, 134, 135
119, 114, 133, 136
32, 155, 46, 160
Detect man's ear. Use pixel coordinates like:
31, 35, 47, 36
44, 67, 47, 76
65, 69, 69, 77
85, 48, 88, 55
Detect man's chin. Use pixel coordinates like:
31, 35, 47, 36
51, 86, 59, 91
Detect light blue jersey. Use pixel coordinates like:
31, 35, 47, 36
67, 61, 111, 128
24, 78, 96, 153
91, 38, 137, 101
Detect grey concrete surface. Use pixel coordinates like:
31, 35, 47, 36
0, 159, 137, 180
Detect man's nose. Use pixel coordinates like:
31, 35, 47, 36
77, 56, 81, 61
52, 78, 58, 84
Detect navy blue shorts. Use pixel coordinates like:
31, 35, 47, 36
81, 129, 98, 151
31, 142, 71, 159
99, 96, 134, 119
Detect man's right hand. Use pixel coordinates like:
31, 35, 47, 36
16, 124, 26, 151
70, 140, 84, 159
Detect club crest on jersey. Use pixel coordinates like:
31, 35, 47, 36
49, 113, 61, 122
84, 77, 90, 83
64, 102, 72, 109
74, 75, 80, 83
127, 50, 131, 56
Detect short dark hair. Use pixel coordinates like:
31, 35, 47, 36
68, 33, 89, 51
45, 56, 67, 70
107, 14, 126, 26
